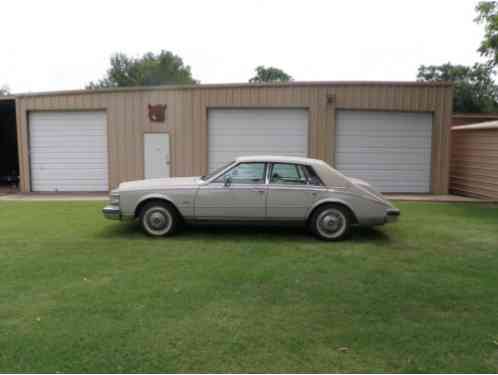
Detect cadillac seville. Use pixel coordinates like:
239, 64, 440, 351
102, 156, 400, 240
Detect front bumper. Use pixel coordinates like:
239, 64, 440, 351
102, 205, 121, 220
385, 208, 400, 223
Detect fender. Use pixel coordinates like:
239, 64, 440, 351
133, 192, 180, 217
305, 196, 358, 221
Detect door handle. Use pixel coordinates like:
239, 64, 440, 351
252, 188, 266, 194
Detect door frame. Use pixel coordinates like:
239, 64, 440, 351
143, 132, 171, 179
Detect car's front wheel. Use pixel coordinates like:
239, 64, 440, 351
139, 201, 179, 237
310, 204, 352, 241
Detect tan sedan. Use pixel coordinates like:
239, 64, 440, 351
103, 156, 400, 240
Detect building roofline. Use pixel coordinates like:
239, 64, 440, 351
453, 112, 498, 118
452, 121, 498, 131
11, 80, 453, 98
0, 96, 16, 101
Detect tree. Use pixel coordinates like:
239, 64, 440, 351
87, 50, 198, 89
249, 65, 293, 83
0, 84, 9, 96
475, 1, 498, 66
417, 62, 498, 112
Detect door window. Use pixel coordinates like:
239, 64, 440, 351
215, 162, 266, 184
270, 163, 308, 185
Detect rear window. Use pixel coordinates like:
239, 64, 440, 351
304, 166, 323, 186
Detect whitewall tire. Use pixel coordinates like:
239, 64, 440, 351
310, 204, 352, 241
140, 201, 179, 237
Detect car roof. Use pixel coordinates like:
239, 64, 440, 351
235, 155, 325, 166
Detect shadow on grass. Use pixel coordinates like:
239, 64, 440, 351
97, 220, 392, 245
352, 226, 392, 245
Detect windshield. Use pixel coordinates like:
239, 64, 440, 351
200, 161, 235, 181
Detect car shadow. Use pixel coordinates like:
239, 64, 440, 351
351, 226, 392, 245
97, 220, 392, 244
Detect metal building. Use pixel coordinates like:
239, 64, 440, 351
0, 81, 453, 193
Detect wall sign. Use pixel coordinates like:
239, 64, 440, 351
148, 104, 167, 122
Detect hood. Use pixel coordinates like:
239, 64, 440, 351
118, 176, 200, 191
348, 177, 392, 206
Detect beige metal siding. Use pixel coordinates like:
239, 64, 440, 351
15, 82, 452, 193
450, 127, 498, 199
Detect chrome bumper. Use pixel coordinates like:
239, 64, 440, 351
385, 208, 400, 223
102, 205, 121, 220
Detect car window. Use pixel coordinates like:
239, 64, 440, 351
215, 162, 266, 184
304, 166, 323, 186
201, 161, 235, 181
270, 163, 308, 185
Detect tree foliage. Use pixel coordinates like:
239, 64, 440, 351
87, 50, 197, 89
0, 84, 10, 96
249, 66, 293, 83
475, 1, 498, 66
417, 62, 498, 112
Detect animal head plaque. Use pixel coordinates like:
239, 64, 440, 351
148, 104, 167, 122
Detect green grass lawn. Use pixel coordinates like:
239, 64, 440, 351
0, 201, 497, 373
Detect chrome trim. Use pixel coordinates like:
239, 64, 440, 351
102, 206, 121, 220
265, 162, 271, 185
205, 161, 268, 184
267, 185, 326, 192
110, 193, 120, 206
200, 183, 267, 190
203, 161, 237, 183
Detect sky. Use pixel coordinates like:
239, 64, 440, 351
0, 0, 486, 93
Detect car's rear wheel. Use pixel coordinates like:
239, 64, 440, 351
310, 204, 352, 241
140, 201, 178, 237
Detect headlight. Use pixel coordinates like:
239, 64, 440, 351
110, 194, 120, 206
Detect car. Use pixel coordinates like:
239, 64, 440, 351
102, 155, 400, 241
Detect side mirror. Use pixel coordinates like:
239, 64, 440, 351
224, 175, 232, 187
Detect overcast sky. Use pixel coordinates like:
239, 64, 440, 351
1, 0, 485, 93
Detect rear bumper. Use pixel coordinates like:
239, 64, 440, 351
102, 205, 121, 220
385, 208, 400, 223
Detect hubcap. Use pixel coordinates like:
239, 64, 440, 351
317, 209, 346, 238
148, 211, 167, 230
143, 206, 172, 235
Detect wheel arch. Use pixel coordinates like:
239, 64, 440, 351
134, 194, 183, 220
306, 199, 358, 225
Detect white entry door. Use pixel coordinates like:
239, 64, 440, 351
144, 133, 170, 179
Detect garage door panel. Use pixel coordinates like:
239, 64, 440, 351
208, 109, 308, 171
336, 110, 432, 193
337, 153, 430, 164
32, 183, 107, 192
210, 129, 307, 136
29, 111, 109, 192
30, 150, 107, 157
336, 137, 431, 149
338, 125, 432, 134
210, 134, 306, 144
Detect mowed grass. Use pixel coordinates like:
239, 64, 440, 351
0, 201, 498, 373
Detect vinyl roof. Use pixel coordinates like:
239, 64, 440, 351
235, 155, 324, 165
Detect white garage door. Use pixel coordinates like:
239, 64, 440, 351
29, 111, 109, 191
336, 110, 432, 193
208, 108, 308, 171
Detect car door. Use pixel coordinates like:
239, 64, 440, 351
266, 163, 318, 220
195, 162, 268, 220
